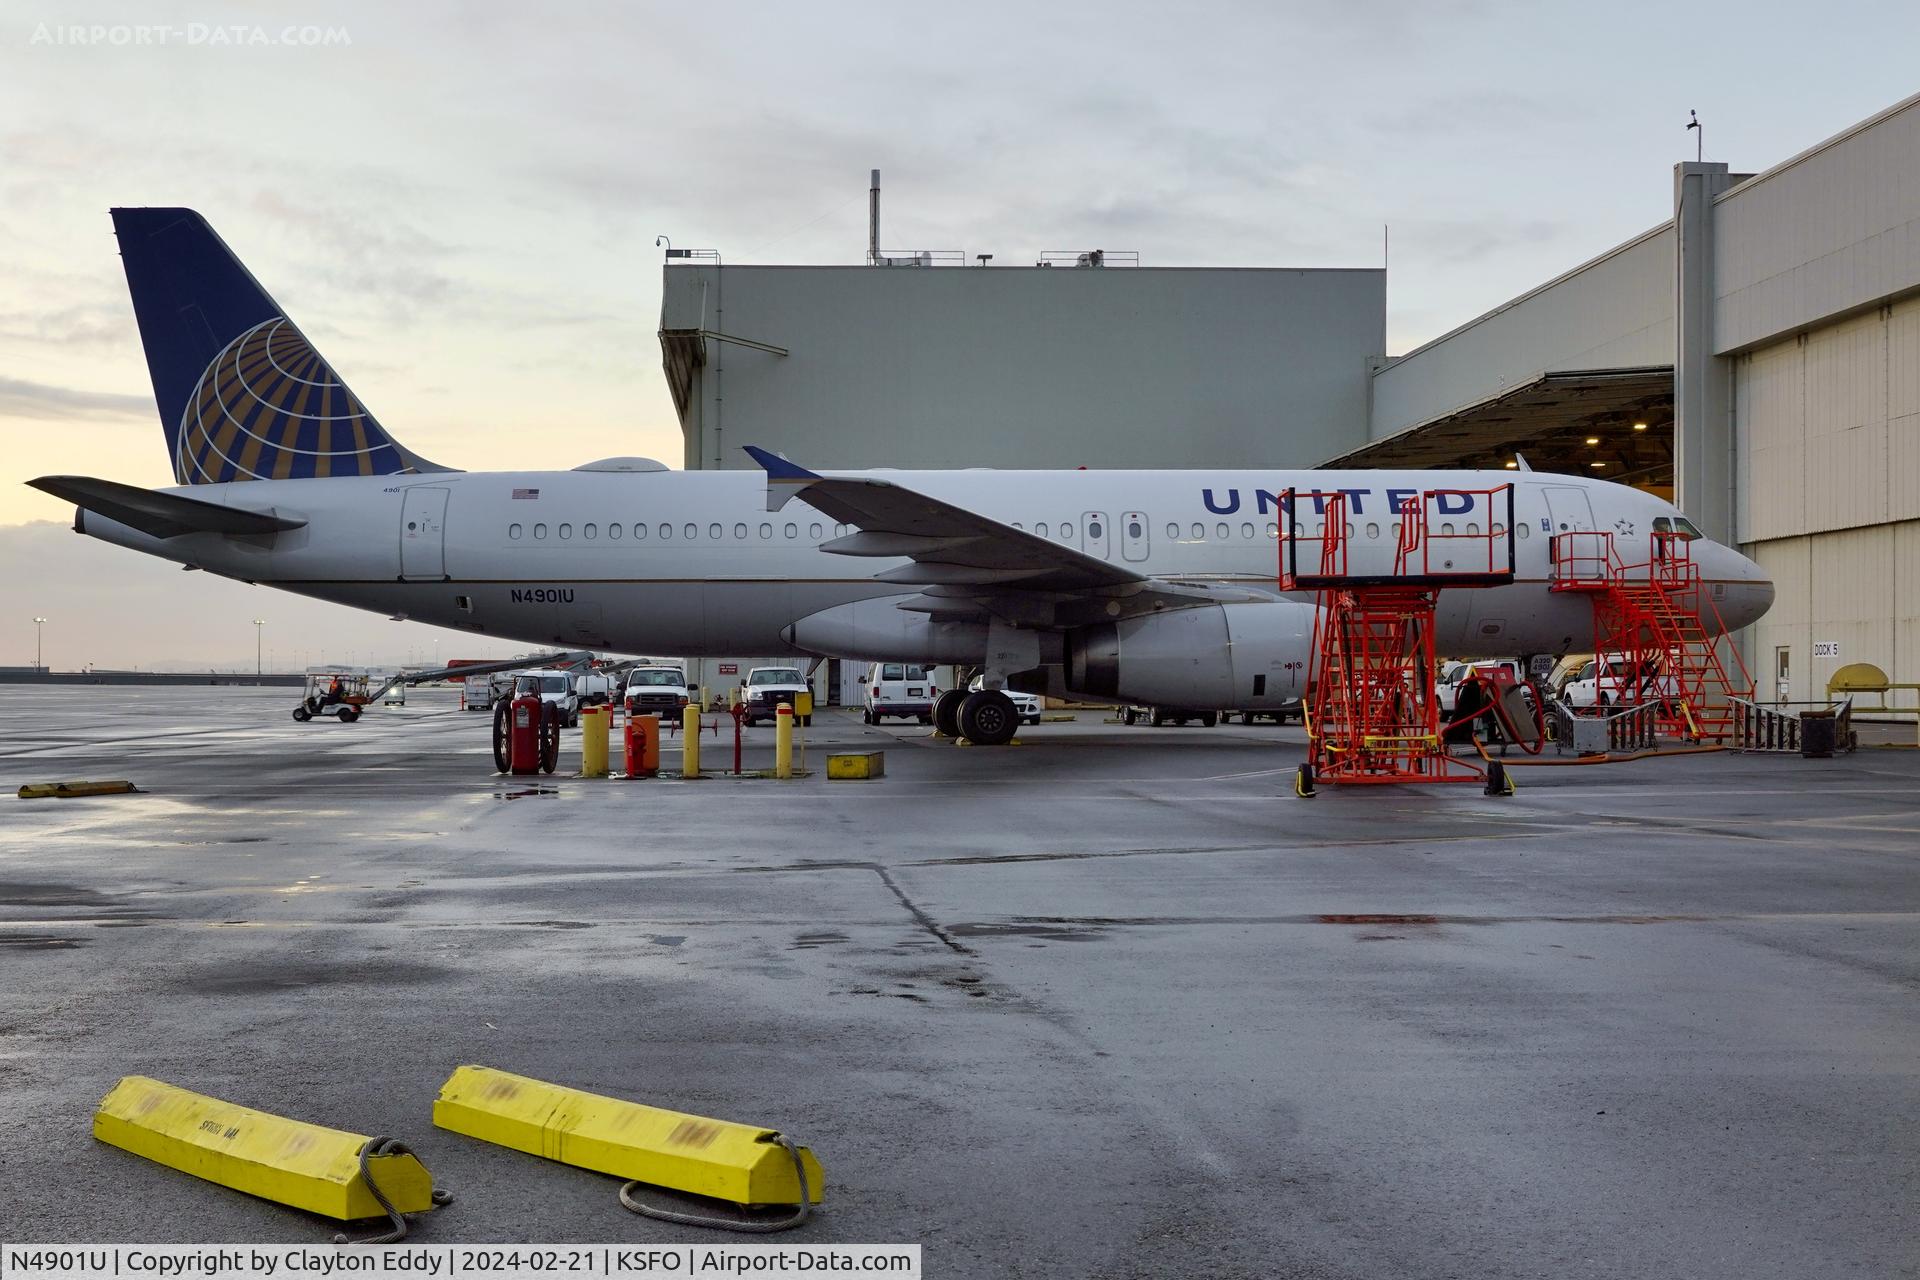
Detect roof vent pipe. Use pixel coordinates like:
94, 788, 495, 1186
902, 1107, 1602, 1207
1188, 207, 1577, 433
868, 169, 880, 265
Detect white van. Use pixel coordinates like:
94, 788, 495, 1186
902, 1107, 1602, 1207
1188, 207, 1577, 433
512, 669, 580, 727
863, 663, 938, 724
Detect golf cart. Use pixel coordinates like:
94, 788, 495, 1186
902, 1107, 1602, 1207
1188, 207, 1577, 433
292, 669, 373, 722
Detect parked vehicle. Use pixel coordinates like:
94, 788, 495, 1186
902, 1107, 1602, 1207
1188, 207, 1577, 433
743, 666, 812, 726
1224, 702, 1302, 725
291, 669, 372, 722
1437, 658, 1525, 714
513, 669, 581, 727
966, 675, 1041, 726
622, 665, 691, 719
1564, 658, 1677, 712
865, 663, 938, 724
574, 670, 615, 708
1120, 704, 1218, 727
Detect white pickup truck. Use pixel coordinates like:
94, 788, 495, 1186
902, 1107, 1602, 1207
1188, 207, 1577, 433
743, 666, 813, 726
1563, 659, 1677, 712
622, 665, 691, 719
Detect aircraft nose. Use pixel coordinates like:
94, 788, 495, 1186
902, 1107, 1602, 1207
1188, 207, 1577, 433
1713, 543, 1774, 631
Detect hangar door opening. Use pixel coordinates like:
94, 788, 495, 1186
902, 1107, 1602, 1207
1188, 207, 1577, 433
400, 487, 449, 580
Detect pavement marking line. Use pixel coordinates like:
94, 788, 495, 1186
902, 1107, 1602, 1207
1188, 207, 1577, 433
433, 1065, 823, 1209
93, 1075, 441, 1222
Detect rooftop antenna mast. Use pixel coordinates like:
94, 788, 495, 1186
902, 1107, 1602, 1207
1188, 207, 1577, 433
868, 169, 880, 265
1687, 110, 1702, 163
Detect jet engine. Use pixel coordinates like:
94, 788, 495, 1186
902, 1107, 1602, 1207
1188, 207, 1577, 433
1065, 602, 1317, 708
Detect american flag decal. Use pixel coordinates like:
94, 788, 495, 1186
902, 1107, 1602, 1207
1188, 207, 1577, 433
512, 487, 540, 500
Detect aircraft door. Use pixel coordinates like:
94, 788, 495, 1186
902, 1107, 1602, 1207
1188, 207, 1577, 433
400, 487, 449, 580
1119, 511, 1150, 563
1541, 485, 1595, 535
1082, 511, 1111, 560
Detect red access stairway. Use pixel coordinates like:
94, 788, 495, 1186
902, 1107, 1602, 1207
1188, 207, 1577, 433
1286, 485, 1516, 786
1550, 531, 1753, 739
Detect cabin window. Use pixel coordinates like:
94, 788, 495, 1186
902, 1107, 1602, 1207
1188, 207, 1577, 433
1241, 522, 1255, 539
759, 523, 772, 539
1216, 522, 1229, 540
1441, 523, 1455, 535
609, 523, 621, 540
659, 523, 672, 540
1035, 523, 1049, 538
1517, 523, 1529, 539
734, 522, 747, 539
558, 523, 572, 540
1192, 523, 1205, 540
684, 523, 697, 539
1128, 518, 1143, 539
784, 523, 797, 539
1346, 523, 1355, 538
1167, 523, 1180, 539
1062, 523, 1075, 539
533, 523, 548, 539
834, 523, 849, 537
1012, 522, 1024, 530
708, 523, 722, 540
508, 523, 523, 539
1266, 522, 1278, 538
633, 523, 647, 540
1089, 519, 1103, 539
1365, 522, 1380, 539
584, 523, 596, 539
1466, 522, 1479, 535
809, 523, 823, 539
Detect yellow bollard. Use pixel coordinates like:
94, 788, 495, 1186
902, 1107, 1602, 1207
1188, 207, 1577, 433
682, 705, 701, 778
729, 685, 742, 711
580, 706, 609, 778
775, 704, 794, 779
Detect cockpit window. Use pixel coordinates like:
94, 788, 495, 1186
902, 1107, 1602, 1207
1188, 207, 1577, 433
1654, 515, 1704, 540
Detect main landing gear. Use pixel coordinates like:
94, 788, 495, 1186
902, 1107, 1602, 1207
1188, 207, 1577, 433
957, 690, 1018, 746
932, 687, 1020, 745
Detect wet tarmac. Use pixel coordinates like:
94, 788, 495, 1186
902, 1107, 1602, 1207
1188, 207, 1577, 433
2, 685, 1916, 1278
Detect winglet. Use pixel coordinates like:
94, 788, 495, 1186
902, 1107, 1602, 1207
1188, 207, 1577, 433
743, 444, 819, 511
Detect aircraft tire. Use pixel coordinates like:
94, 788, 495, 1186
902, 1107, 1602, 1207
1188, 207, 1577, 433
933, 689, 966, 738
1202, 712, 1218, 728
958, 690, 1018, 746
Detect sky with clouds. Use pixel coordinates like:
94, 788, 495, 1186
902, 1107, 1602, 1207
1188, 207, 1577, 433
4, 0, 1919, 668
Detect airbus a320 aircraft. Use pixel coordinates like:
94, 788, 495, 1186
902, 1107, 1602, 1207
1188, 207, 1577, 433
32, 208, 1774, 745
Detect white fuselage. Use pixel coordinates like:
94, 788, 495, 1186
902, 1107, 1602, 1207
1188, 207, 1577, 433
76, 467, 1774, 663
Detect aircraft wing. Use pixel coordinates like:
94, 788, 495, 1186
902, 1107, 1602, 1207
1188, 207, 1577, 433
745, 446, 1269, 624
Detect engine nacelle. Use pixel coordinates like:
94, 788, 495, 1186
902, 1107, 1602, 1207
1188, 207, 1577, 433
784, 596, 988, 664
1065, 602, 1317, 708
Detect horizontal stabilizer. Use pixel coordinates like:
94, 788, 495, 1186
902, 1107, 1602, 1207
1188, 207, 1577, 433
29, 475, 307, 539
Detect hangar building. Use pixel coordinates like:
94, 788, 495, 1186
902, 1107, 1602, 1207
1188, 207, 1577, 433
662, 95, 1920, 704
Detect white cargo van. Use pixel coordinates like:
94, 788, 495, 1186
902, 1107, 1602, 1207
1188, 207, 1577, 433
863, 663, 938, 724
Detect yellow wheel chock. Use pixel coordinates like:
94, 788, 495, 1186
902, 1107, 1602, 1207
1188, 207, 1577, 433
92, 1076, 447, 1241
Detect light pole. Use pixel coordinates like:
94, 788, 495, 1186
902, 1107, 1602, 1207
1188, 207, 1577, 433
33, 616, 47, 672
253, 619, 265, 681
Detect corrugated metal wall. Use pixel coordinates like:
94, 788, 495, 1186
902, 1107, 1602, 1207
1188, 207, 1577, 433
1739, 289, 1920, 697
1715, 95, 1920, 353
1748, 522, 1919, 700
1738, 293, 1920, 544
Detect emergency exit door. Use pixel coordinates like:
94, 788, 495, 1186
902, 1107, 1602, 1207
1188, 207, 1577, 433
400, 487, 449, 580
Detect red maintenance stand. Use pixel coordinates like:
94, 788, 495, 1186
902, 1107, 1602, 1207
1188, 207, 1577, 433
1548, 528, 1753, 741
1286, 485, 1517, 796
